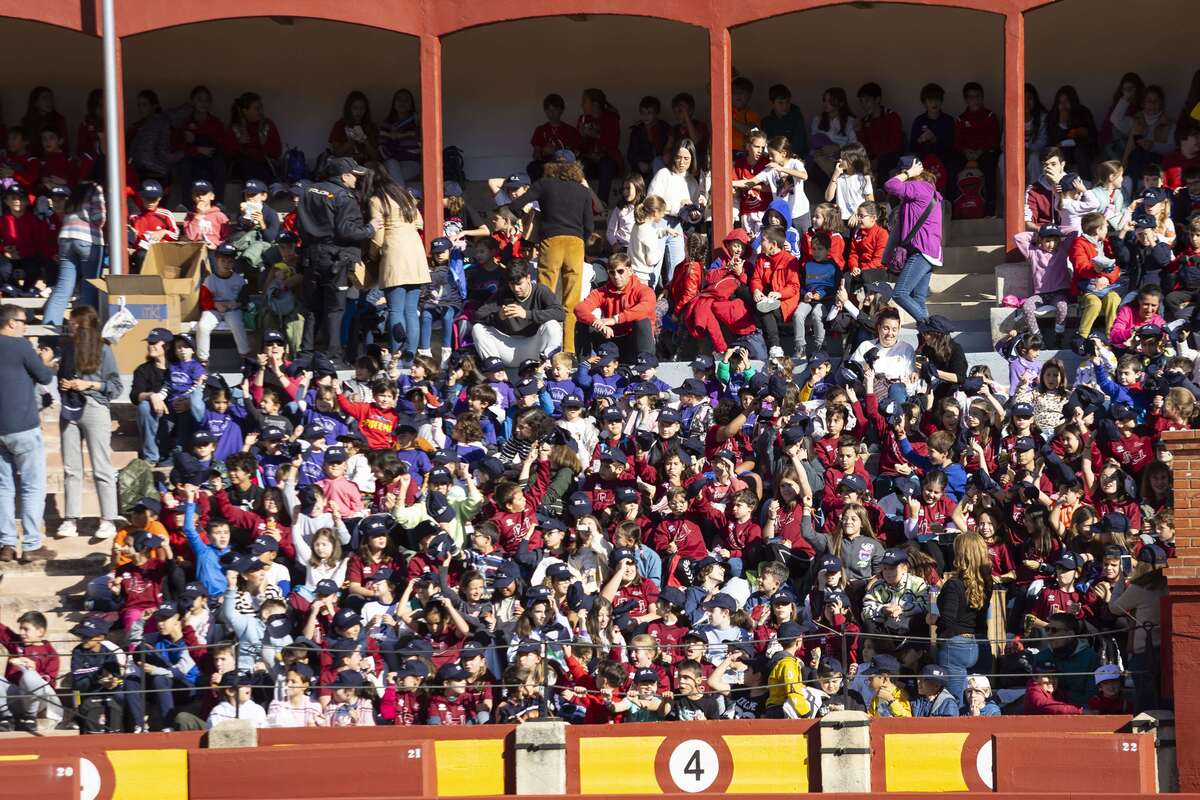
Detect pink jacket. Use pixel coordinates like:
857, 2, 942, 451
1013, 231, 1071, 295
1108, 305, 1165, 349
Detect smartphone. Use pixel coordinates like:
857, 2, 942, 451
1120, 555, 1133, 576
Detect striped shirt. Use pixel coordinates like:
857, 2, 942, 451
59, 188, 106, 245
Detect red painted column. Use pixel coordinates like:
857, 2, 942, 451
420, 31, 443, 252
111, 34, 128, 274
1164, 429, 1200, 790
708, 24, 732, 244
1002, 10, 1025, 260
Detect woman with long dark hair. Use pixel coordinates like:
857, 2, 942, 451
226, 92, 282, 183
379, 89, 421, 185
365, 164, 427, 360
56, 305, 122, 539
935, 531, 994, 704
42, 181, 105, 327
1045, 85, 1097, 174
22, 86, 68, 156
329, 90, 379, 163
915, 320, 967, 397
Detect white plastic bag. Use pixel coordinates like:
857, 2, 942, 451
101, 296, 137, 344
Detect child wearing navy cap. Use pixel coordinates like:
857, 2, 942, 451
69, 617, 130, 733
182, 180, 231, 251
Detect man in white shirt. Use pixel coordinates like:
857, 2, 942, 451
850, 308, 916, 402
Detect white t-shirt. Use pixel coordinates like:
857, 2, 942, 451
756, 158, 809, 221
835, 173, 874, 221
208, 699, 267, 728
647, 168, 701, 216
851, 339, 916, 385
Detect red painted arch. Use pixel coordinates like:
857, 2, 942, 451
0, 0, 99, 34
430, 4, 709, 35
114, 1, 425, 37
719, 0, 1020, 28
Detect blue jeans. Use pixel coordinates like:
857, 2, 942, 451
44, 239, 103, 326
0, 427, 46, 550
386, 285, 422, 356
137, 400, 169, 464
892, 252, 934, 323
419, 306, 457, 350
936, 634, 980, 705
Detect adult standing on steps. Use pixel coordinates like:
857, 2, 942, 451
297, 157, 379, 365
55, 305, 123, 540
42, 181, 105, 329
885, 156, 943, 324
0, 305, 55, 562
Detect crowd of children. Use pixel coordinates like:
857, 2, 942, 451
0, 72, 1194, 733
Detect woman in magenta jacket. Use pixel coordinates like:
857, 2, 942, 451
886, 156, 944, 323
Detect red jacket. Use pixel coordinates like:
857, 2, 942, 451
574, 276, 656, 335
734, 154, 771, 215
1023, 680, 1081, 715
225, 119, 282, 162
848, 224, 888, 272
129, 207, 180, 249
858, 109, 904, 161
667, 258, 705, 315
647, 515, 707, 561
173, 114, 228, 158
1, 152, 39, 190
38, 151, 74, 186
0, 212, 50, 259
1069, 235, 1119, 297
954, 108, 1001, 153
801, 229, 846, 270
751, 249, 801, 320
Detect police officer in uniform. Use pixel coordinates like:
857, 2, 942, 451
295, 156, 379, 363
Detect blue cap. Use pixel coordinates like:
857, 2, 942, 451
71, 617, 113, 638
436, 663, 470, 682
777, 621, 805, 640
191, 179, 214, 195
634, 352, 659, 368
633, 667, 659, 684
426, 492, 455, 523
359, 514, 394, 539
567, 491, 593, 518
243, 179, 269, 195
863, 654, 901, 675
333, 609, 361, 630
333, 671, 365, 688
816, 554, 843, 573
920, 664, 949, 684
691, 355, 715, 371
145, 327, 173, 344
546, 562, 573, 581
430, 236, 453, 254
881, 549, 908, 566
658, 407, 682, 424
315, 578, 340, 596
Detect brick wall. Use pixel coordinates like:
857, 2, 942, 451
1164, 430, 1200, 579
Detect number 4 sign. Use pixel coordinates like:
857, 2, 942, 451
667, 740, 720, 792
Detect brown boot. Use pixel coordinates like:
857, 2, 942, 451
19, 546, 56, 563
0, 546, 14, 563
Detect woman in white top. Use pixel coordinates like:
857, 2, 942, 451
647, 138, 705, 283
810, 87, 858, 180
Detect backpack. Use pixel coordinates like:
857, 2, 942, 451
443, 146, 466, 185
284, 147, 307, 183
117, 458, 156, 517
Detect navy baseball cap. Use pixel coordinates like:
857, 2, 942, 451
430, 237, 453, 254
837, 474, 868, 495
615, 486, 639, 504
153, 601, 180, 620
138, 180, 163, 199
480, 357, 505, 374
145, 327, 173, 344
1093, 511, 1130, 534
263, 329, 287, 346
132, 497, 162, 515
333, 671, 366, 688
70, 617, 113, 638
315, 579, 340, 597
426, 491, 456, 523
600, 407, 624, 424
325, 157, 367, 177
920, 664, 949, 685
609, 547, 637, 567
634, 352, 659, 369
243, 179, 269, 195
1011, 402, 1035, 418
777, 621, 805, 641
502, 173, 530, 189
881, 548, 908, 566
691, 355, 714, 371
191, 179, 214, 195
658, 407, 682, 425
567, 491, 593, 518
359, 514, 394, 539
633, 667, 659, 684
333, 609, 361, 630
862, 654, 901, 675
1110, 402, 1137, 421
546, 562, 573, 581
816, 554, 843, 573
658, 586, 686, 609
561, 395, 584, 409
436, 663, 470, 682
703, 592, 737, 611
599, 447, 627, 463
679, 377, 708, 397
251, 536, 279, 555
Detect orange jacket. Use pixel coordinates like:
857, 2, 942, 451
1069, 235, 1120, 297
574, 276, 656, 335
751, 249, 801, 320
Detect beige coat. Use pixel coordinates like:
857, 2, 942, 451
370, 195, 429, 289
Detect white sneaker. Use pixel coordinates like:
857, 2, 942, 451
439, 350, 451, 369
55, 519, 77, 538
95, 520, 117, 539
768, 346, 785, 359
416, 348, 433, 359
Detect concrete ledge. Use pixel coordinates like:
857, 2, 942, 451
515, 719, 567, 795
819, 710, 871, 792
207, 718, 258, 749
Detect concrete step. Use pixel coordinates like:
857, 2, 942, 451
4, 295, 48, 309
946, 216, 1004, 246
942, 244, 1005, 273
928, 271, 996, 296
0, 571, 90, 616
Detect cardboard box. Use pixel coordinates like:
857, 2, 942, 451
86, 241, 205, 372
138, 241, 206, 322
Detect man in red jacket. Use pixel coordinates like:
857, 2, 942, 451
954, 82, 1001, 215
573, 253, 655, 362
856, 83, 904, 176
